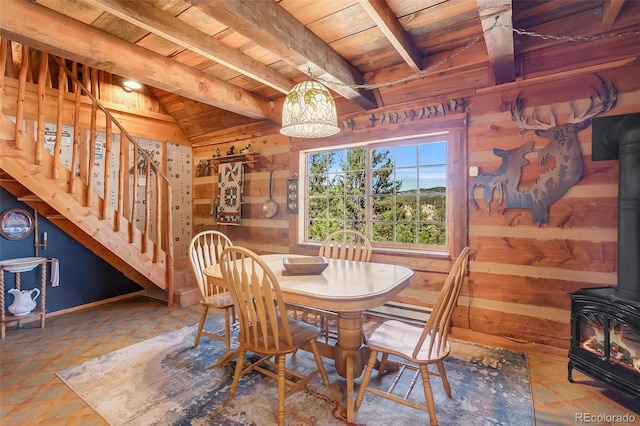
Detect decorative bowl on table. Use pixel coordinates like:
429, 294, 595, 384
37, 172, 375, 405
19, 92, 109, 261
282, 256, 329, 275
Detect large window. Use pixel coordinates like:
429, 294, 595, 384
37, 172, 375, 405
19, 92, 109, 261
302, 133, 452, 251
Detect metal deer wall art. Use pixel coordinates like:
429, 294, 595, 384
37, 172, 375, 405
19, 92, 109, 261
470, 75, 617, 225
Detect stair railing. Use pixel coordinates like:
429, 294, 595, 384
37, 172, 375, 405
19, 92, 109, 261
1, 40, 174, 304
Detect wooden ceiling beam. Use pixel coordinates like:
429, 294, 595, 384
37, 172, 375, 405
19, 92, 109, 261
0, 1, 278, 122
191, 0, 378, 110
84, 0, 295, 94
358, 0, 423, 72
477, 0, 515, 84
601, 0, 625, 27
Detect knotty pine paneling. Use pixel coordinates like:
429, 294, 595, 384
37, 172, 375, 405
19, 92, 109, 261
452, 307, 569, 348
378, 65, 491, 107
397, 269, 453, 294
98, 71, 165, 114
469, 237, 617, 273
193, 177, 216, 199
471, 66, 640, 117
522, 35, 640, 80
467, 272, 610, 311
465, 67, 640, 349
469, 197, 619, 228
370, 252, 454, 275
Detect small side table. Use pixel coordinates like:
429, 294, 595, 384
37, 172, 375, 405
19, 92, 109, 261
0, 257, 56, 339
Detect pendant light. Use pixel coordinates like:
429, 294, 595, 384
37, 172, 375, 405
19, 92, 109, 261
280, 77, 340, 138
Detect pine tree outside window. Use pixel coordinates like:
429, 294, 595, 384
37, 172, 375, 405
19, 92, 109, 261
302, 133, 451, 251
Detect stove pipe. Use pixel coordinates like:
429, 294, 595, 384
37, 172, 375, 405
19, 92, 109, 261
592, 113, 640, 302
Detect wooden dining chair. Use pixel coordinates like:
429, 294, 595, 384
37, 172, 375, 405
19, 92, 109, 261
288, 229, 373, 343
310, 229, 371, 343
220, 246, 330, 426
189, 230, 235, 355
319, 229, 372, 262
354, 247, 470, 426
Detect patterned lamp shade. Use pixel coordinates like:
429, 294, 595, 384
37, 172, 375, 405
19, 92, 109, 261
280, 80, 341, 138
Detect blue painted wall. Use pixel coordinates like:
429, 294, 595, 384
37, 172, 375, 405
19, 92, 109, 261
1, 187, 142, 313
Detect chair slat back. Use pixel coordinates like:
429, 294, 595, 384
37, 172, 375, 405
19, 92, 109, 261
319, 230, 372, 262
220, 246, 292, 352
189, 231, 233, 298
413, 247, 470, 359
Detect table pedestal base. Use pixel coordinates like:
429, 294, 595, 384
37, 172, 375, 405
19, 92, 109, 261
334, 311, 370, 422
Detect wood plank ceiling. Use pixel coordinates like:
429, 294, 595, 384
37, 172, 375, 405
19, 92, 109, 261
1, 0, 638, 143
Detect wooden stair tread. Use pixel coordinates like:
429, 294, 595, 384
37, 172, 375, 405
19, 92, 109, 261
172, 258, 200, 307
174, 289, 201, 307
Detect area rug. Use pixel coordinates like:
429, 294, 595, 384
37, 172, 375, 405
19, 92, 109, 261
57, 317, 534, 425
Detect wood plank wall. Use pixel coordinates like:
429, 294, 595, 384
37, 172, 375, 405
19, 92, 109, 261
192, 129, 294, 254
193, 64, 640, 349
465, 66, 640, 348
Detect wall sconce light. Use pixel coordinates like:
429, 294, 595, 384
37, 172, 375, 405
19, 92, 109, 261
123, 80, 142, 92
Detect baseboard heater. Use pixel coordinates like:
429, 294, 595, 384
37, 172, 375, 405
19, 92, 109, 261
366, 302, 431, 325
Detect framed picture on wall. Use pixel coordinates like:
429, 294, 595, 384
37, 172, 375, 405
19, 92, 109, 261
0, 208, 34, 240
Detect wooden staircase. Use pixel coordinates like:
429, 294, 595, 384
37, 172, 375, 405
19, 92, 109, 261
0, 41, 177, 304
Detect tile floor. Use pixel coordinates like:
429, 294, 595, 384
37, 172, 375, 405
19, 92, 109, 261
1, 295, 638, 425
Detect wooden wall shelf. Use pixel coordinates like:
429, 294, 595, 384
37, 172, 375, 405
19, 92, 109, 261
211, 151, 257, 163
210, 152, 258, 171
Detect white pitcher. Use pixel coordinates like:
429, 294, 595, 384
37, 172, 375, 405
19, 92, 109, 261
7, 288, 40, 316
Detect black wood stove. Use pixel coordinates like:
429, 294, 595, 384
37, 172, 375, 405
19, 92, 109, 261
569, 287, 640, 396
568, 112, 640, 398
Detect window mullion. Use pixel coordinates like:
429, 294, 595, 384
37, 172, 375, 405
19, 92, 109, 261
303, 131, 459, 252
365, 146, 372, 240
